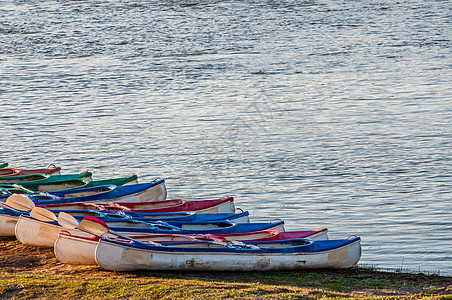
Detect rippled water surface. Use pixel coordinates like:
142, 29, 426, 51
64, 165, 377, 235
1, 0, 451, 275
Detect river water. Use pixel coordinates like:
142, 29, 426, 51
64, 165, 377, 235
1, 0, 451, 275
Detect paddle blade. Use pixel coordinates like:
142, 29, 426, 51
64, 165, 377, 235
30, 207, 58, 222
79, 216, 109, 234
58, 212, 79, 229
5, 194, 35, 211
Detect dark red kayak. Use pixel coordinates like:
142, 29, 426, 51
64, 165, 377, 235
121, 228, 329, 242
195, 228, 329, 242
106, 197, 235, 214
0, 166, 61, 177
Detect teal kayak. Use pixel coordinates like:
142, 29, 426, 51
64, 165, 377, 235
0, 162, 8, 169
0, 172, 93, 184
3, 174, 138, 194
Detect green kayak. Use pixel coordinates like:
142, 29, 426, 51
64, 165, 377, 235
0, 172, 93, 184
13, 174, 138, 193
0, 162, 8, 169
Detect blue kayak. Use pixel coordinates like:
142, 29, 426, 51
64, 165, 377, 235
90, 219, 285, 235
50, 209, 250, 224
0, 180, 167, 203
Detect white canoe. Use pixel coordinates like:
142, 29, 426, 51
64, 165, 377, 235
54, 229, 329, 265
94, 237, 362, 271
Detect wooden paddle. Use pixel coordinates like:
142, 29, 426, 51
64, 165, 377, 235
58, 212, 162, 246
29, 207, 58, 222
57, 211, 81, 230
3, 194, 36, 211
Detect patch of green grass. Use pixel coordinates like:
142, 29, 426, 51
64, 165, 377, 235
0, 274, 358, 299
2, 272, 449, 300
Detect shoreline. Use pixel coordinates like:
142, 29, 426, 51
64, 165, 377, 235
1, 237, 451, 299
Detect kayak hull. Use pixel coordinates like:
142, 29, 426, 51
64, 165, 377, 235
94, 238, 362, 271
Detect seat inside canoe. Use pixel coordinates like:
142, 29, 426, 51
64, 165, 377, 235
164, 242, 233, 248
62, 186, 113, 198
250, 240, 312, 248
180, 223, 233, 230
222, 231, 278, 241
113, 199, 184, 210
36, 180, 87, 192
3, 188, 29, 194
0, 169, 19, 176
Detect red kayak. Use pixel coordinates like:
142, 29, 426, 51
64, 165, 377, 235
116, 228, 329, 243
194, 228, 329, 242
38, 197, 236, 214
0, 166, 61, 177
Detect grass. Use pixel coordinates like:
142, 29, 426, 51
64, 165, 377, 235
1, 268, 451, 300
0, 274, 369, 299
